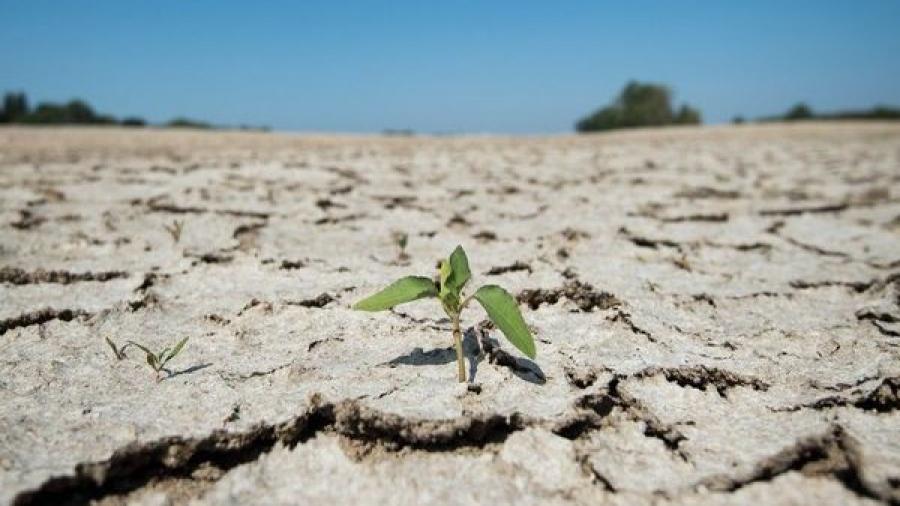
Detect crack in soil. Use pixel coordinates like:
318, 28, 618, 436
147, 200, 271, 219
284, 293, 336, 308
10, 209, 46, 230
485, 261, 532, 275
10, 396, 531, 506
233, 220, 268, 252
618, 227, 683, 251
658, 213, 730, 223
11, 376, 693, 506
781, 236, 850, 259
759, 203, 849, 216
773, 378, 899, 413
0, 307, 92, 335
634, 365, 770, 398
693, 425, 883, 502
518, 280, 621, 312
856, 308, 900, 337
0, 267, 128, 285
789, 278, 875, 293
606, 310, 656, 342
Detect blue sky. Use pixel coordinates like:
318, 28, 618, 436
2, 1, 899, 133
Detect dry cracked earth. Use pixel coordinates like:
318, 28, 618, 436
1, 123, 899, 505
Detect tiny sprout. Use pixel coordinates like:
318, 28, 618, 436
105, 336, 127, 360
164, 219, 184, 243
392, 231, 410, 263
354, 245, 535, 383
106, 336, 189, 382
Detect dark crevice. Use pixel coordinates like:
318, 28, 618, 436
11, 209, 46, 230
279, 259, 307, 270
610, 379, 689, 460
855, 308, 900, 337
313, 213, 365, 225
674, 187, 741, 200
218, 363, 292, 384
564, 366, 599, 389
618, 227, 682, 250
285, 293, 336, 308
187, 252, 234, 265
134, 273, 165, 293
790, 279, 874, 293
634, 366, 769, 398
147, 201, 271, 219
518, 280, 621, 312
315, 198, 346, 211
658, 213, 729, 223
782, 237, 849, 259
11, 397, 531, 506
759, 203, 849, 216
0, 308, 92, 335
233, 220, 268, 252
485, 261, 532, 276
606, 310, 656, 342
774, 378, 898, 413
0, 267, 128, 285
694, 426, 883, 502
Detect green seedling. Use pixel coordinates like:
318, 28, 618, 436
354, 245, 535, 382
105, 336, 128, 360
164, 219, 184, 243
392, 231, 410, 263
106, 336, 189, 382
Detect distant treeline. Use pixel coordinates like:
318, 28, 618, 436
735, 102, 900, 124
0, 91, 268, 131
576, 81, 701, 133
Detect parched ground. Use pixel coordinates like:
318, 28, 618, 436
1, 123, 899, 506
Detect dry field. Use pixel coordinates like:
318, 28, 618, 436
1, 123, 899, 505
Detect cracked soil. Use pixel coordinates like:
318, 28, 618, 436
1, 123, 899, 505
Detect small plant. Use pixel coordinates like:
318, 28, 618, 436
164, 219, 184, 243
105, 336, 128, 360
392, 231, 410, 263
105, 336, 189, 382
354, 245, 535, 382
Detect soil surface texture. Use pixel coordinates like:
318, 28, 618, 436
1, 123, 899, 505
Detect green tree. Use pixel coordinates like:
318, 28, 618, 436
784, 103, 813, 121
674, 104, 702, 125
1, 92, 29, 122
166, 117, 212, 129
120, 117, 147, 127
576, 81, 702, 132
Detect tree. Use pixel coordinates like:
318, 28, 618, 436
674, 104, 702, 125
1, 92, 29, 122
120, 117, 147, 127
166, 117, 211, 129
576, 81, 702, 132
784, 103, 813, 121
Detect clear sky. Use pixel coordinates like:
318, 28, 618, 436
2, 1, 899, 133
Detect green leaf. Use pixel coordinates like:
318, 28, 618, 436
165, 337, 189, 364
446, 245, 471, 295
439, 260, 452, 294
473, 285, 536, 359
146, 353, 158, 370
440, 290, 460, 317
353, 276, 438, 311
126, 341, 154, 356
105, 337, 122, 360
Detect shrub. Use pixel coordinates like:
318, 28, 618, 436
784, 103, 813, 121
576, 81, 702, 132
0, 92, 29, 122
